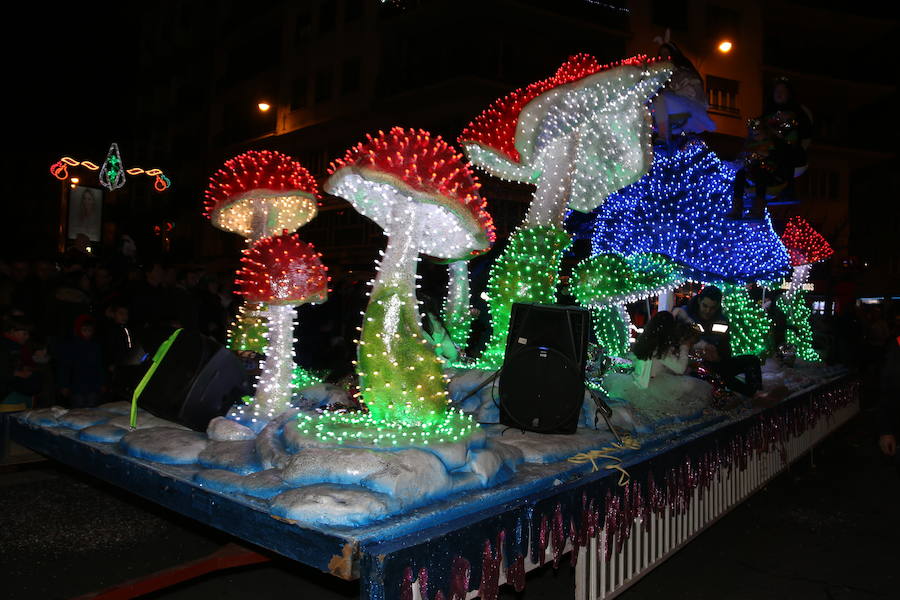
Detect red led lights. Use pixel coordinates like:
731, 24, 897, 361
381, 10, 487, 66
204, 150, 320, 219
235, 232, 329, 305
329, 126, 495, 242
781, 216, 833, 266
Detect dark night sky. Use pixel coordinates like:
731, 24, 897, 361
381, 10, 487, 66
4, 5, 139, 255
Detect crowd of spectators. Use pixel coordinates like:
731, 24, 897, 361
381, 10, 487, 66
0, 248, 258, 411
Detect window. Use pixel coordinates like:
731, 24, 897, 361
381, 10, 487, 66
318, 0, 337, 33
341, 58, 361, 94
706, 75, 740, 115
291, 75, 308, 109
315, 69, 333, 103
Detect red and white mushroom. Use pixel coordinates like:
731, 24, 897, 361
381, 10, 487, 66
235, 232, 328, 416
459, 54, 672, 227
204, 150, 320, 243
780, 216, 833, 298
324, 127, 494, 422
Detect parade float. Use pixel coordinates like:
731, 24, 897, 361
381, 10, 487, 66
11, 52, 855, 600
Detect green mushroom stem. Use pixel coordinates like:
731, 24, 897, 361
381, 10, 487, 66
358, 209, 448, 424
442, 260, 474, 350
593, 305, 632, 358
720, 283, 771, 358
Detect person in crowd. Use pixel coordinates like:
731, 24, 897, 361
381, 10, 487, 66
0, 314, 43, 411
56, 314, 105, 408
673, 285, 767, 400
878, 320, 899, 473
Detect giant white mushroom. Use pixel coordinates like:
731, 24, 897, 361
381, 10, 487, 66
325, 127, 494, 424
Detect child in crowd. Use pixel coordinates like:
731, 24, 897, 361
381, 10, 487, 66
0, 315, 43, 411
57, 314, 105, 408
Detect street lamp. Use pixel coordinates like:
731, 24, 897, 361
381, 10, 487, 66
257, 102, 271, 112
718, 40, 733, 53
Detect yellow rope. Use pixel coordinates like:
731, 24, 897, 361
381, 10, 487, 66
567, 435, 640, 486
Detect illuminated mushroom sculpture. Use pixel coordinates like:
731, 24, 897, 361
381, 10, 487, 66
204, 150, 320, 244
571, 253, 683, 357
459, 54, 672, 367
779, 216, 833, 360
325, 127, 494, 424
235, 232, 328, 417
205, 151, 323, 384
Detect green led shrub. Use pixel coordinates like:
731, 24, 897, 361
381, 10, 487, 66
477, 225, 572, 369
721, 283, 771, 357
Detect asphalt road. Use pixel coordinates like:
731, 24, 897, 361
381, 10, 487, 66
2, 405, 896, 600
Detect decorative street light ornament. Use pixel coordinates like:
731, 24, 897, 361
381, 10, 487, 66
325, 127, 494, 425
51, 144, 170, 192
779, 216, 834, 361
458, 53, 672, 368
204, 150, 320, 243
99, 143, 126, 191
235, 232, 329, 417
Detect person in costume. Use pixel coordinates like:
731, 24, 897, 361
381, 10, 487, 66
653, 37, 716, 145
728, 77, 813, 219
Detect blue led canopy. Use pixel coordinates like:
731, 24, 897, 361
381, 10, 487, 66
589, 140, 790, 284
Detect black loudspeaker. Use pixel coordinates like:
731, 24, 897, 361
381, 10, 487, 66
498, 303, 590, 434
137, 330, 246, 431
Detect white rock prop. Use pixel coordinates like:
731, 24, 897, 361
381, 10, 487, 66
120, 427, 208, 464
255, 409, 299, 469
269, 484, 401, 527
21, 407, 69, 427
194, 468, 287, 499
57, 409, 118, 430
207, 417, 256, 441
198, 440, 261, 475
97, 401, 133, 415
282, 447, 453, 505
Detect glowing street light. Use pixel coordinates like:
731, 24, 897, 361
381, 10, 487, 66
718, 40, 733, 53
257, 102, 271, 112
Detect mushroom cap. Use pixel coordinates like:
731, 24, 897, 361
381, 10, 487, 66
571, 253, 681, 307
781, 216, 833, 267
204, 150, 320, 237
235, 232, 329, 305
459, 54, 672, 183
325, 127, 495, 261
